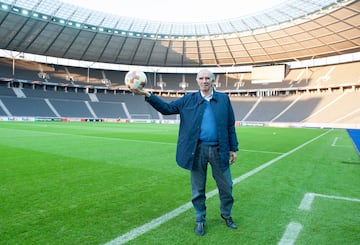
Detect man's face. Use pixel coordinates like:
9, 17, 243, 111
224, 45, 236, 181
197, 71, 213, 92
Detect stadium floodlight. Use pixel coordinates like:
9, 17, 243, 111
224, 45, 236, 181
1, 4, 8, 10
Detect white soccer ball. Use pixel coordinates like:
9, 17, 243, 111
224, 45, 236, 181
124, 70, 147, 90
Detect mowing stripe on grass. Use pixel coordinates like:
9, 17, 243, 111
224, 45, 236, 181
104, 130, 331, 245
233, 130, 331, 185
0, 128, 177, 145
1, 128, 286, 156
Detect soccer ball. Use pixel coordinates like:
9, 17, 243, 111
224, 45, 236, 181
124, 70, 147, 90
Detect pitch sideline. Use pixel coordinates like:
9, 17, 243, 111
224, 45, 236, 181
103, 130, 332, 245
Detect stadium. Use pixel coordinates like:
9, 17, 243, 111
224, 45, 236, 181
0, 0, 359, 244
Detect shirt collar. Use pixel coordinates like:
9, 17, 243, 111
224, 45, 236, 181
201, 89, 213, 101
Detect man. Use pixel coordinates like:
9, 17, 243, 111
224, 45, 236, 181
131, 69, 238, 236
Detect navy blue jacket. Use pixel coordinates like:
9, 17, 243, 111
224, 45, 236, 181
145, 90, 238, 171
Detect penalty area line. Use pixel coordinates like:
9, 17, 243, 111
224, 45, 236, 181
104, 130, 331, 245
299, 192, 360, 211
279, 192, 360, 244
331, 137, 352, 148
278, 222, 303, 245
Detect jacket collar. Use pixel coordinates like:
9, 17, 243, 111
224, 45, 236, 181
201, 90, 213, 101
196, 89, 218, 103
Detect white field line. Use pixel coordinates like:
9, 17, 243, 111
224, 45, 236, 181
278, 222, 303, 245
331, 137, 338, 146
298, 193, 315, 211
103, 130, 331, 245
233, 130, 331, 185
279, 192, 360, 244
103, 202, 193, 245
331, 137, 352, 148
299, 192, 360, 211
238, 148, 284, 155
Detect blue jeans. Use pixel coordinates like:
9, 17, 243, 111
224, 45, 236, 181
191, 144, 234, 223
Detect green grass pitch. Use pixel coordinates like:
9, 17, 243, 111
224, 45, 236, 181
0, 122, 359, 244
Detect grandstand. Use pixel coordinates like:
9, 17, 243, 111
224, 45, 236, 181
0, 0, 359, 128
0, 57, 359, 127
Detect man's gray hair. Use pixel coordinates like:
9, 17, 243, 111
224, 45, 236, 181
196, 69, 215, 82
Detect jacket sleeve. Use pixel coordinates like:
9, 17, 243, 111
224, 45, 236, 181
145, 93, 180, 115
227, 96, 239, 152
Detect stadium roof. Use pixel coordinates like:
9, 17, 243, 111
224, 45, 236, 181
0, 0, 359, 67
62, 0, 287, 23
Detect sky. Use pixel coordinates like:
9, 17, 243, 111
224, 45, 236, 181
61, 0, 286, 22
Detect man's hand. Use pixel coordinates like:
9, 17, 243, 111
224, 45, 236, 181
229, 151, 237, 164
130, 88, 151, 97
